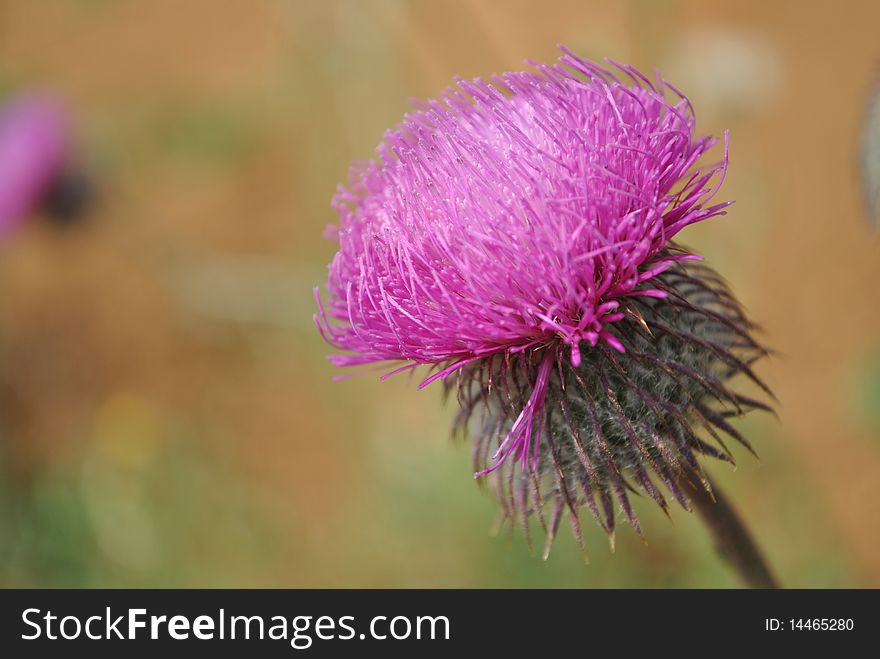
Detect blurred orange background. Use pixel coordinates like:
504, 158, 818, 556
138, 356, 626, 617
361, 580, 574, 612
0, 0, 878, 587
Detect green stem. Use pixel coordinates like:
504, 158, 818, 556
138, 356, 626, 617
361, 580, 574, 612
678, 462, 779, 589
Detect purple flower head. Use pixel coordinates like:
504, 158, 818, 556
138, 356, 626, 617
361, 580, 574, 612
0, 93, 71, 236
316, 46, 770, 554
318, 47, 730, 367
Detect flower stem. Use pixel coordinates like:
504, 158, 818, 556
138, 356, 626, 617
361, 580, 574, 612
678, 462, 779, 589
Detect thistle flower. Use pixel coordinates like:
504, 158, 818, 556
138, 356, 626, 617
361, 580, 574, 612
315, 46, 772, 557
0, 93, 86, 236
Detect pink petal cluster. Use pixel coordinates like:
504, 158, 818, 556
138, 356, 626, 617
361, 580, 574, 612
0, 93, 70, 236
316, 46, 730, 413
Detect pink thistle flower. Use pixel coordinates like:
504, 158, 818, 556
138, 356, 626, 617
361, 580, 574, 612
0, 93, 73, 237
315, 46, 771, 554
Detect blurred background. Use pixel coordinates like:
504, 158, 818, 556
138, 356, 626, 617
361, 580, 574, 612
0, 0, 878, 588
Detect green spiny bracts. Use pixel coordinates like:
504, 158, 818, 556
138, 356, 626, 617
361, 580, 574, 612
448, 247, 772, 556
